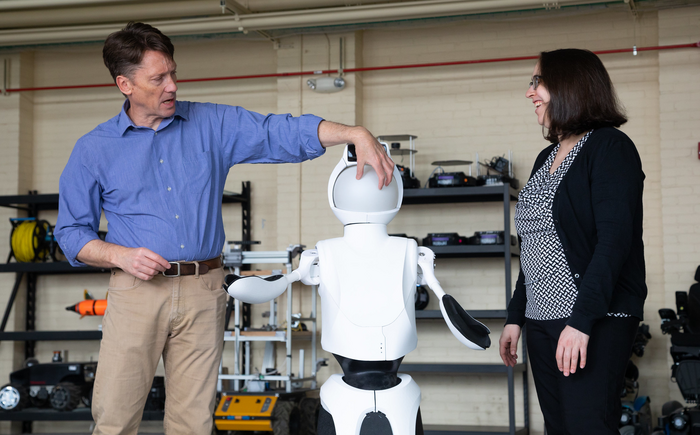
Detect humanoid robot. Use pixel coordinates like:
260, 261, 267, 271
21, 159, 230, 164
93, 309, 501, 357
224, 144, 491, 435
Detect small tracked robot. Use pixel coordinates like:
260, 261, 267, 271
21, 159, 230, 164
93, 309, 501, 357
224, 144, 491, 434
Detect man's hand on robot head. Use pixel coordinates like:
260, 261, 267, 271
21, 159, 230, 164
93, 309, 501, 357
353, 130, 395, 189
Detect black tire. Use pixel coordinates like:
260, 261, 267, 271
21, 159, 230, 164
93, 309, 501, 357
661, 400, 684, 416
272, 400, 301, 435
0, 383, 29, 411
30, 386, 50, 408
211, 427, 237, 435
299, 397, 320, 435
50, 382, 82, 411
81, 384, 93, 408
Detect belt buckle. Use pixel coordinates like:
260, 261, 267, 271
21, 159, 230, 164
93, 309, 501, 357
163, 262, 181, 277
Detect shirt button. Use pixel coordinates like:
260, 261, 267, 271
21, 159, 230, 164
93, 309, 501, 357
574, 274, 580, 278
175, 215, 179, 219
180, 244, 184, 249
167, 187, 172, 191
160, 159, 163, 164
155, 132, 158, 136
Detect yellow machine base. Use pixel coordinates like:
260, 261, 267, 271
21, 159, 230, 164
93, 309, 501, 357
214, 394, 277, 432
215, 419, 272, 431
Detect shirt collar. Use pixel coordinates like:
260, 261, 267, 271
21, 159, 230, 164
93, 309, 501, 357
116, 99, 189, 136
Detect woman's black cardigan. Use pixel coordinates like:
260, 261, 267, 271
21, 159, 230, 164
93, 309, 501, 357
506, 127, 647, 335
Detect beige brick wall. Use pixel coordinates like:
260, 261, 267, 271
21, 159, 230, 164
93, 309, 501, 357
658, 5, 700, 405
1, 5, 699, 434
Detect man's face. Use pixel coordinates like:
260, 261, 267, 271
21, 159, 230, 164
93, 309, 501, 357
119, 50, 177, 128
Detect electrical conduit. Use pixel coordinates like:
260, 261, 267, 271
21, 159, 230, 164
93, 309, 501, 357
4, 42, 699, 94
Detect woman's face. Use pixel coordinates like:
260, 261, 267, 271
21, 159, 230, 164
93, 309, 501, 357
526, 64, 550, 127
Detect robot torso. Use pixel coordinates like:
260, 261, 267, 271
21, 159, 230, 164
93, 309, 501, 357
316, 235, 418, 361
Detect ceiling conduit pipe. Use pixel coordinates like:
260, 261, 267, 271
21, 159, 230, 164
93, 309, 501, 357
5, 42, 699, 94
0, 0, 141, 10
0, 0, 617, 47
0, 3, 227, 30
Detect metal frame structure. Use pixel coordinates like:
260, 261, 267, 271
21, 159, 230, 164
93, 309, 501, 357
402, 183, 529, 435
219, 245, 321, 394
377, 134, 417, 178
0, 183, 251, 430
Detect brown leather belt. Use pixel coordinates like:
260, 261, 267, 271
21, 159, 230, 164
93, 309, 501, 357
162, 256, 223, 277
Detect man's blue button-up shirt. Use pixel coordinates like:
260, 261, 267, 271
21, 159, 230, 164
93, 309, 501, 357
55, 100, 325, 266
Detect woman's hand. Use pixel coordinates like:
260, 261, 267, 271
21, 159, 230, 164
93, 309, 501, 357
499, 324, 522, 367
556, 325, 589, 376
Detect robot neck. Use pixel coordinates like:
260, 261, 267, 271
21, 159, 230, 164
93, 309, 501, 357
342, 224, 389, 249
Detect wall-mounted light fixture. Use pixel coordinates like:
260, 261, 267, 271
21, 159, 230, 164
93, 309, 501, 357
307, 77, 345, 93
307, 37, 345, 94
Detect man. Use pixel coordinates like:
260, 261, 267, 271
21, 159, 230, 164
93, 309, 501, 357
55, 22, 393, 435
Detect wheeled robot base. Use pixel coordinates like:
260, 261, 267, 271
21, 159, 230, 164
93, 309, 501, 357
214, 390, 319, 434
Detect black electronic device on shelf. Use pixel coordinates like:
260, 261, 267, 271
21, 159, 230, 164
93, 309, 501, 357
428, 171, 477, 188
471, 231, 518, 246
422, 233, 470, 247
397, 164, 421, 189
427, 160, 477, 188
477, 155, 519, 189
388, 141, 420, 189
422, 231, 516, 247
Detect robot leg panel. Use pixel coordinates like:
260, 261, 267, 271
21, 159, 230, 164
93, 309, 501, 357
375, 374, 421, 435
319, 374, 421, 435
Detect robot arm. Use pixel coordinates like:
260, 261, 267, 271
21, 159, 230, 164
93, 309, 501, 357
417, 246, 491, 350
223, 250, 320, 304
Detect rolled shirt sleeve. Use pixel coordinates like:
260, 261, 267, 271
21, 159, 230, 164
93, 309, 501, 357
55, 141, 102, 267
216, 105, 325, 166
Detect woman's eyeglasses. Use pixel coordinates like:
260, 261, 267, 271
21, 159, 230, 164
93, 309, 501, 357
529, 75, 542, 90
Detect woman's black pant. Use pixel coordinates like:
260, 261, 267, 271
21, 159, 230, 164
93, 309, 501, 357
526, 316, 639, 435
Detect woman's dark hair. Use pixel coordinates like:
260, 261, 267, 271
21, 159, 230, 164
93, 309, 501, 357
539, 48, 627, 143
103, 22, 175, 82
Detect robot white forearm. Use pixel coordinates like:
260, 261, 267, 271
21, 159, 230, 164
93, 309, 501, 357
417, 246, 491, 351
223, 250, 319, 304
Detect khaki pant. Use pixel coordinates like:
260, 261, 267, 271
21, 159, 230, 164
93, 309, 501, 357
92, 267, 227, 435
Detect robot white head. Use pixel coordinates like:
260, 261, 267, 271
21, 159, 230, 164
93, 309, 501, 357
328, 143, 403, 226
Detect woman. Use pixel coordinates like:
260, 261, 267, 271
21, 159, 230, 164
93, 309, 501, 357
498, 49, 647, 434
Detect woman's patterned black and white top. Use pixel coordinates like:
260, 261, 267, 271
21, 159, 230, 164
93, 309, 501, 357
514, 131, 629, 321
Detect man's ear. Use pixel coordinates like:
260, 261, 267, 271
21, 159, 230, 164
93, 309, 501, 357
115, 75, 133, 96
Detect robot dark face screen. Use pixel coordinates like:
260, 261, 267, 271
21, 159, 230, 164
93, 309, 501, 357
347, 144, 357, 162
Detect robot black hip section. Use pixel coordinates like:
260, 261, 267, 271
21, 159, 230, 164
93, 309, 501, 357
334, 354, 404, 391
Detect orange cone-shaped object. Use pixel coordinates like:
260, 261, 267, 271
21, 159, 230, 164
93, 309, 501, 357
66, 299, 107, 317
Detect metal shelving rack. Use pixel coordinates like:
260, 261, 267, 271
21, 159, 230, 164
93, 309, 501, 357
219, 245, 321, 394
402, 184, 529, 435
0, 184, 251, 429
